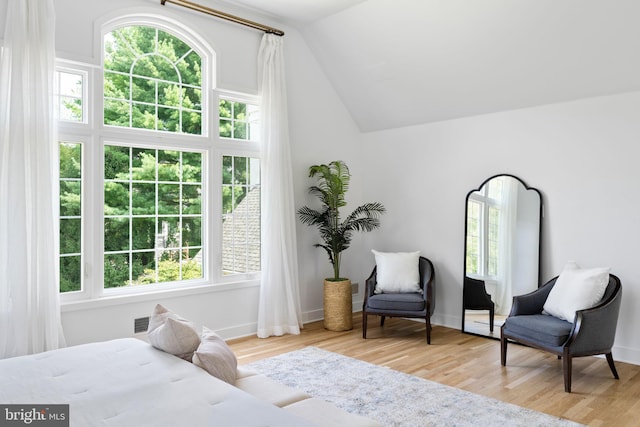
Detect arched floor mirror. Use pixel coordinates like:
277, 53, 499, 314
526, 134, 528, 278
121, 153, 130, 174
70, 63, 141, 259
462, 174, 542, 338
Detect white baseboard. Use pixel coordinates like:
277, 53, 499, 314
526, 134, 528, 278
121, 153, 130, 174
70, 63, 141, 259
611, 344, 640, 366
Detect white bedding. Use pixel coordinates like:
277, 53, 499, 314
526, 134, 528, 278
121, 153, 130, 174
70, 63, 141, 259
0, 338, 316, 426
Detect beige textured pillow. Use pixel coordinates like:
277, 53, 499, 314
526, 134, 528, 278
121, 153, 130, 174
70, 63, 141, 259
192, 327, 238, 384
147, 304, 200, 359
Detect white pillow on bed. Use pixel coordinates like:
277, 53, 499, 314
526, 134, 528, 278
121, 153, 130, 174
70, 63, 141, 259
192, 327, 237, 384
147, 304, 200, 359
543, 261, 610, 322
371, 250, 421, 294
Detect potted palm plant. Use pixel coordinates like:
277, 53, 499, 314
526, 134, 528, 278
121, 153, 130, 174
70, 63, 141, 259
297, 160, 385, 331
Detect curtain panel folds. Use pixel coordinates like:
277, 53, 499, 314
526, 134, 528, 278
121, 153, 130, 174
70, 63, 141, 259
0, 0, 64, 358
256, 34, 303, 338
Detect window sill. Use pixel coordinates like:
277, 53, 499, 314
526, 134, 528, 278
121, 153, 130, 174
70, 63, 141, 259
61, 279, 260, 313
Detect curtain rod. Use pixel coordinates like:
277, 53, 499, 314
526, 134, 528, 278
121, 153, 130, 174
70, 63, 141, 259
160, 0, 285, 37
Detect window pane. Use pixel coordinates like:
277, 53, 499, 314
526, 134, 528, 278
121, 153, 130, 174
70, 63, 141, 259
59, 97, 82, 121
60, 143, 81, 179
465, 200, 481, 275
178, 51, 202, 87
132, 217, 156, 250
182, 185, 201, 214
55, 71, 84, 123
104, 217, 130, 251
131, 76, 155, 103
59, 142, 82, 293
233, 121, 247, 140
132, 148, 156, 180
182, 217, 202, 247
158, 150, 180, 181
158, 107, 180, 132
104, 71, 129, 100
233, 102, 246, 120
60, 181, 81, 216
104, 145, 130, 180
222, 155, 260, 275
132, 183, 156, 215
104, 99, 131, 127
158, 250, 180, 283
219, 99, 258, 141
182, 110, 202, 135
219, 99, 232, 118
158, 184, 180, 214
158, 82, 181, 107
487, 206, 500, 276
132, 252, 156, 285
158, 30, 191, 60
184, 87, 201, 110
104, 145, 203, 288
182, 152, 202, 182
104, 182, 130, 215
104, 253, 130, 288
219, 118, 232, 137
60, 256, 81, 293
132, 102, 157, 130
60, 218, 81, 254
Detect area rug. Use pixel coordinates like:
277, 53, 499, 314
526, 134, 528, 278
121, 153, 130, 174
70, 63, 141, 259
245, 347, 582, 427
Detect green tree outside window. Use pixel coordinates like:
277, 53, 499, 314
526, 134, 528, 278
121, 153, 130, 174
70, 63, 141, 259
103, 26, 203, 134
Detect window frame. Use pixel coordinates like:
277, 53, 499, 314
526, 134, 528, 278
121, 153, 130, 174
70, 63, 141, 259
58, 16, 262, 305
212, 91, 261, 284
55, 65, 90, 124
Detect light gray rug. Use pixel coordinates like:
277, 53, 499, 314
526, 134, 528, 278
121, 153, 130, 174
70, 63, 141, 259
246, 347, 583, 427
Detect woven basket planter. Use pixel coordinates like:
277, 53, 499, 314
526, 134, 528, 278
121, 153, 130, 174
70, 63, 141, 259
323, 279, 353, 331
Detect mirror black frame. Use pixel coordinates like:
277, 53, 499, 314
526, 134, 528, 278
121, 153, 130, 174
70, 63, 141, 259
461, 174, 543, 338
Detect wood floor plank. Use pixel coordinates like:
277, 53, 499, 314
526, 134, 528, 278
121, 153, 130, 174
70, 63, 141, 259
228, 313, 639, 426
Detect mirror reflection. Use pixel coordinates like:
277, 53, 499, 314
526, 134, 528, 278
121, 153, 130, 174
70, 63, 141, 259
462, 175, 542, 338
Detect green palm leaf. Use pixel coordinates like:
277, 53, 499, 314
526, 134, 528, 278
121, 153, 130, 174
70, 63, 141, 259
297, 161, 385, 280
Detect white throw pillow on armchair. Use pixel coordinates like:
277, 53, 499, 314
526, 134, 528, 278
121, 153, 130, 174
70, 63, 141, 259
543, 261, 610, 322
371, 250, 421, 294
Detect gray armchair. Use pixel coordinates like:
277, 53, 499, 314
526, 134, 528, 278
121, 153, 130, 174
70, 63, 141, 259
500, 274, 622, 392
362, 256, 435, 344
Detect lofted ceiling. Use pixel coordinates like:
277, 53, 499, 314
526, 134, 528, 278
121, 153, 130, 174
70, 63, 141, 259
223, 0, 640, 132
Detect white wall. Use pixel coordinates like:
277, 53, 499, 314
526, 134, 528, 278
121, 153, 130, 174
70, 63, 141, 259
360, 91, 640, 364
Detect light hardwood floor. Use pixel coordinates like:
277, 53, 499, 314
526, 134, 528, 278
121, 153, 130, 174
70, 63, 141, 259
228, 313, 640, 426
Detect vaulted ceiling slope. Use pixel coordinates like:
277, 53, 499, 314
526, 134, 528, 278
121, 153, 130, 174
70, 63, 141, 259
228, 0, 640, 132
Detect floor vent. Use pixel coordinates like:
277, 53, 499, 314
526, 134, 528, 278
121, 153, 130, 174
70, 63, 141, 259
134, 316, 150, 334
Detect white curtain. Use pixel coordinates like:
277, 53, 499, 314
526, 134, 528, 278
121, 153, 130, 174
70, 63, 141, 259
0, 0, 64, 358
256, 34, 303, 338
495, 179, 518, 315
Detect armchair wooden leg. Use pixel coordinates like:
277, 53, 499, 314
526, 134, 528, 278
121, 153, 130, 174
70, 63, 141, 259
380, 316, 385, 327
606, 352, 620, 380
362, 312, 368, 339
489, 307, 495, 333
563, 351, 572, 393
425, 316, 432, 344
500, 333, 507, 366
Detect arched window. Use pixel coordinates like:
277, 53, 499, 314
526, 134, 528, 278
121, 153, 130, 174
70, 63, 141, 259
57, 16, 261, 300
103, 26, 203, 134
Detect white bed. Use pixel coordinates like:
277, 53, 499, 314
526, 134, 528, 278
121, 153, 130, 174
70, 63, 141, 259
0, 338, 316, 426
